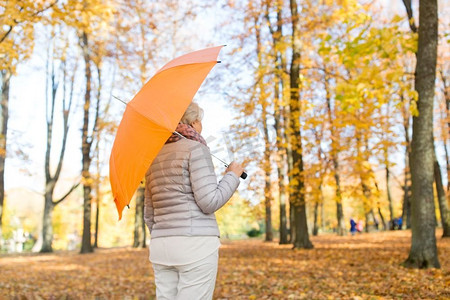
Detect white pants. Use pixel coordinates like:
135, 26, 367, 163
152, 249, 219, 300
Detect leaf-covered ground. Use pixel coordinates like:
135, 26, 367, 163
0, 230, 449, 299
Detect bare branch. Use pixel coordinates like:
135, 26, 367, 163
53, 182, 80, 206
401, 0, 418, 33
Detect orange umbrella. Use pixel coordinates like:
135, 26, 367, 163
109, 46, 224, 220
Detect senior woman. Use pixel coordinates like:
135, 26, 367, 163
144, 102, 244, 300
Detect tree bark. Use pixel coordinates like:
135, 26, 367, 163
361, 180, 371, 232
268, 2, 289, 245
439, 70, 450, 191
94, 195, 100, 248
275, 104, 289, 244
80, 31, 93, 254
385, 160, 394, 224
41, 190, 54, 252
401, 95, 412, 229
133, 185, 145, 247
0, 69, 10, 241
434, 152, 450, 237
333, 159, 345, 235
285, 106, 295, 243
313, 199, 319, 236
254, 12, 273, 242
313, 146, 325, 236
262, 111, 273, 242
289, 0, 312, 250
403, 0, 440, 268
93, 61, 103, 249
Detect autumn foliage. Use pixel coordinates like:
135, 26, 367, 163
0, 230, 448, 299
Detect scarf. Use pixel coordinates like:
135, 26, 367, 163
166, 123, 207, 146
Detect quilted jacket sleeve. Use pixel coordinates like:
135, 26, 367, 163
189, 143, 240, 214
143, 182, 154, 233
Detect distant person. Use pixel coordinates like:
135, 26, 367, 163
350, 218, 357, 235
356, 220, 363, 233
392, 218, 398, 230
144, 102, 244, 300
397, 217, 403, 230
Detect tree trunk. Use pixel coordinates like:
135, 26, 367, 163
133, 185, 145, 247
320, 200, 325, 230
41, 51, 58, 253
434, 153, 450, 237
402, 186, 412, 229
274, 94, 288, 244
279, 186, 288, 244
41, 185, 55, 253
254, 13, 273, 242
93, 152, 99, 249
266, 0, 288, 245
324, 74, 345, 236
93, 60, 103, 250
0, 69, 10, 241
313, 182, 324, 236
142, 201, 147, 248
403, 0, 440, 269
94, 195, 100, 248
81, 184, 93, 253
262, 112, 273, 242
285, 107, 295, 243
437, 70, 450, 192
275, 104, 289, 244
289, 203, 295, 243
440, 71, 450, 191
401, 95, 412, 229
386, 162, 394, 224
377, 206, 387, 231
374, 182, 387, 231
41, 45, 76, 253
293, 203, 313, 249
359, 138, 372, 233
313, 200, 319, 236
80, 31, 93, 254
333, 161, 346, 236
289, 0, 312, 250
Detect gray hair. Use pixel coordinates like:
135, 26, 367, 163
180, 102, 204, 125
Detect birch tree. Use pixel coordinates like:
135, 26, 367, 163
41, 30, 79, 252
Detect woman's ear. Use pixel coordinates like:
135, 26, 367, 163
191, 119, 202, 134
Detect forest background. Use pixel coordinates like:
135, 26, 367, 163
0, 0, 449, 265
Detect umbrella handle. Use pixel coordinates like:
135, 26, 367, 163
223, 164, 247, 180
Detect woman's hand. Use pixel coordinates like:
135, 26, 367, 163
226, 161, 244, 178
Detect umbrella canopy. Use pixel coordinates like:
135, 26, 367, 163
110, 46, 224, 220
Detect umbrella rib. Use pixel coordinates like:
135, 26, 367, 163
127, 103, 173, 133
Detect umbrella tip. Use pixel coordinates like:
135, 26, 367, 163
127, 204, 130, 209
217, 61, 221, 63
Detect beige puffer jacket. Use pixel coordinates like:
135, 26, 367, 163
144, 138, 240, 238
